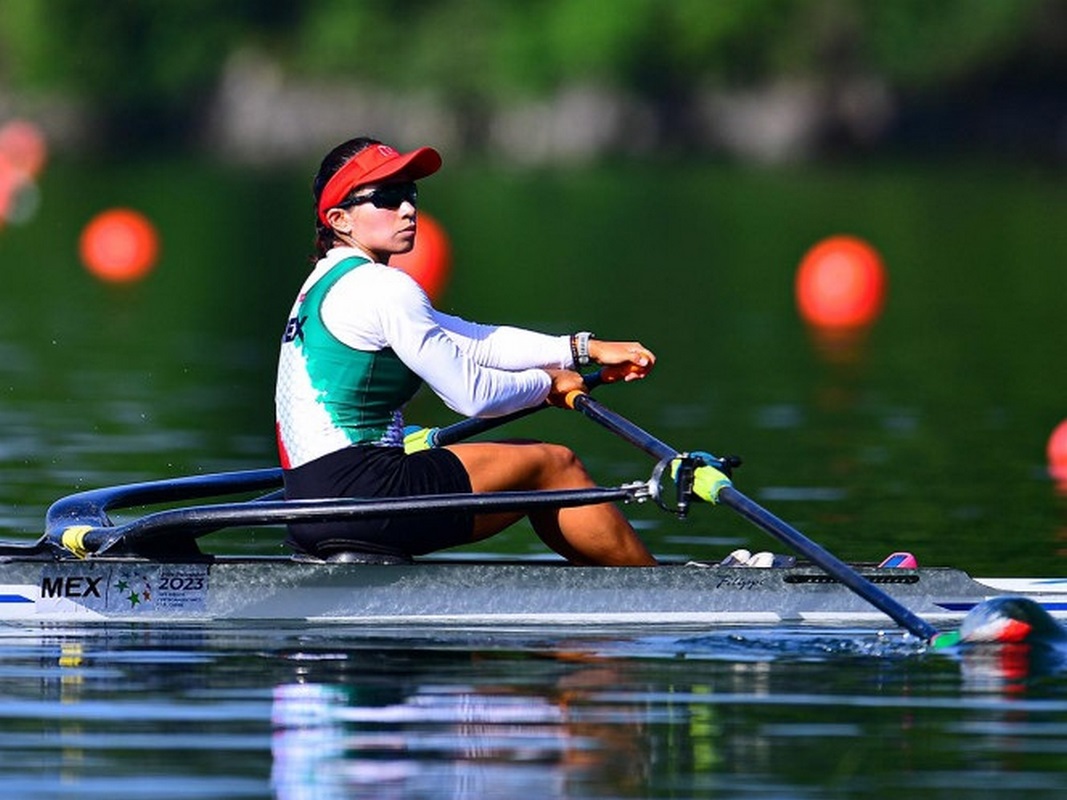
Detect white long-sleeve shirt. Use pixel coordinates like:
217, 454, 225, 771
276, 247, 573, 468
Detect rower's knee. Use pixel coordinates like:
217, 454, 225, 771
538, 443, 590, 484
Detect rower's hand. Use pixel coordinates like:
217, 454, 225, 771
588, 340, 655, 381
544, 369, 587, 408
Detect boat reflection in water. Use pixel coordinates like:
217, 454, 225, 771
9, 618, 1067, 798
269, 646, 651, 798
957, 596, 1067, 694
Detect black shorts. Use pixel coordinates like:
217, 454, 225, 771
283, 445, 474, 558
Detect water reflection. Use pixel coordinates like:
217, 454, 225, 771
272, 682, 578, 797
959, 641, 1067, 696
804, 323, 875, 369
3, 624, 1067, 798
269, 645, 652, 798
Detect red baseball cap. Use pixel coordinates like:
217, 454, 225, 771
318, 144, 442, 223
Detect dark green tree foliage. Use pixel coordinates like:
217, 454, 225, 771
0, 0, 1060, 154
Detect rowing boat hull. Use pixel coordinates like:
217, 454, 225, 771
3, 558, 1066, 626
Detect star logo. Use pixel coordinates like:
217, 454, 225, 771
116, 572, 152, 609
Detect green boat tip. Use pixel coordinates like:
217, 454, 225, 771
930, 629, 961, 649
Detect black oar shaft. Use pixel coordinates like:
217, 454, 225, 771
718, 486, 940, 641
569, 392, 676, 462
432, 404, 543, 447
569, 390, 941, 642
432, 369, 610, 447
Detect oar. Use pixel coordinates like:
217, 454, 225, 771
562, 388, 950, 645
405, 364, 637, 451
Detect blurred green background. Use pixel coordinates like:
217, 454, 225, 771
0, 0, 1064, 573
2, 0, 1064, 161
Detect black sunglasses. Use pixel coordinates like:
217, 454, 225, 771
337, 181, 418, 211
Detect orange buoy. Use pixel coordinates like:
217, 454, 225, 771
0, 120, 47, 226
796, 235, 886, 328
0, 161, 21, 224
0, 119, 47, 178
79, 208, 160, 283
392, 211, 451, 302
1048, 419, 1067, 481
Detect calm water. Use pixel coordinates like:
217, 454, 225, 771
0, 156, 1065, 796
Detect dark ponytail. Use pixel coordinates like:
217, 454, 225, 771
311, 136, 381, 259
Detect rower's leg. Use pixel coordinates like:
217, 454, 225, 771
446, 441, 657, 566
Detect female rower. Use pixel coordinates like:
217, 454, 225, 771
275, 136, 657, 566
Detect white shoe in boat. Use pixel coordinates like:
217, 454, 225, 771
719, 548, 752, 567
